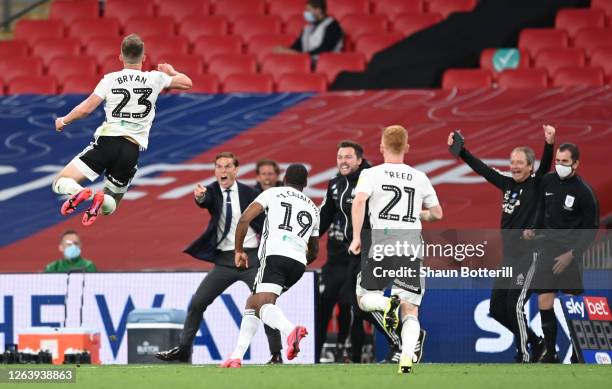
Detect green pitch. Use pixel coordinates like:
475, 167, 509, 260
9, 364, 612, 389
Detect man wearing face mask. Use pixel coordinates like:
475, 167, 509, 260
273, 0, 343, 61
254, 159, 282, 193
527, 143, 599, 363
45, 230, 97, 272
448, 125, 555, 363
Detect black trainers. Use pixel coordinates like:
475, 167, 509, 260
267, 352, 283, 364
530, 337, 546, 363
413, 329, 426, 363
155, 346, 191, 362
538, 350, 560, 364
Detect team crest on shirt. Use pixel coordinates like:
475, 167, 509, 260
564, 194, 575, 210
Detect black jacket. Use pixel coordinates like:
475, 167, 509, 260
184, 181, 264, 263
253, 181, 282, 194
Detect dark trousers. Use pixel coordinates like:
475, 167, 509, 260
179, 249, 282, 355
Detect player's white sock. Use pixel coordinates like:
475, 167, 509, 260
400, 314, 420, 360
102, 194, 117, 215
259, 303, 294, 339
230, 309, 260, 360
52, 177, 84, 196
359, 293, 389, 312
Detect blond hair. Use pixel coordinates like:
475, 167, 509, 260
382, 125, 408, 154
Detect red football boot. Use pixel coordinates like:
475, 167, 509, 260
60, 188, 92, 216
219, 358, 242, 368
82, 191, 104, 226
286, 326, 308, 361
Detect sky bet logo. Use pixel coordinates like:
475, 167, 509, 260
565, 296, 612, 320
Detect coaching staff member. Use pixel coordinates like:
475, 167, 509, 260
156, 152, 283, 363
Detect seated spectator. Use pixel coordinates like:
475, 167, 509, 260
44, 230, 97, 273
254, 159, 282, 192
274, 0, 344, 61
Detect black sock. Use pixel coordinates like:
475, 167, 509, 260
527, 327, 539, 345
540, 309, 557, 354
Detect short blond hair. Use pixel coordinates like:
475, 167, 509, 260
382, 125, 408, 154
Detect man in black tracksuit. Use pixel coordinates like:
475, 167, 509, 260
528, 142, 599, 363
448, 125, 555, 362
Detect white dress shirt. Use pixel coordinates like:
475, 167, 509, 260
216, 181, 259, 251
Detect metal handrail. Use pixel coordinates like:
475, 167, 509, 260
1, 0, 50, 32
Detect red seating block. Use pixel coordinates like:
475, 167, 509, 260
553, 67, 605, 87
427, 0, 477, 17
180, 74, 219, 93
534, 48, 586, 76
479, 48, 530, 75
62, 74, 102, 94
86, 37, 123, 65
48, 56, 98, 84
213, 0, 265, 21
223, 73, 274, 93
0, 40, 29, 58
14, 20, 64, 45
589, 48, 612, 77
247, 34, 295, 62
207, 54, 257, 82
193, 35, 243, 64
152, 54, 205, 76
316, 53, 365, 83
574, 28, 612, 56
179, 16, 229, 43
8, 75, 57, 94
341, 14, 388, 41
442, 69, 492, 89
232, 15, 282, 42
157, 0, 210, 23
124, 16, 175, 39
555, 8, 606, 37
277, 73, 327, 92
69, 18, 122, 42
105, 0, 155, 26
0, 57, 44, 84
355, 33, 403, 61
327, 0, 369, 20
498, 69, 548, 89
284, 14, 306, 36
372, 0, 423, 15
518, 28, 569, 57
144, 36, 190, 63
261, 54, 311, 81
390, 12, 443, 36
591, 0, 612, 17
32, 38, 81, 66
50, 0, 99, 24
268, 0, 304, 22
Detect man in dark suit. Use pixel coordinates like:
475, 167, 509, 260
155, 152, 283, 363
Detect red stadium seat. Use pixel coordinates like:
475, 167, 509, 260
213, 0, 265, 21
0, 81, 4, 96
207, 54, 257, 82
268, 0, 304, 22
193, 35, 243, 64
555, 8, 606, 37
50, 0, 99, 24
442, 69, 492, 89
0, 57, 44, 84
284, 14, 307, 37
61, 74, 101, 94
518, 28, 569, 57
223, 73, 274, 93
534, 48, 586, 76
69, 18, 122, 42
327, 0, 369, 20
124, 16, 175, 39
316, 52, 366, 83
0, 40, 29, 58
589, 48, 612, 78
390, 12, 443, 36
479, 48, 530, 76
31, 38, 81, 66
179, 16, 229, 43
14, 20, 64, 45
591, 0, 612, 17
355, 33, 403, 61
574, 28, 612, 56
427, 0, 477, 18
232, 15, 283, 43
498, 69, 548, 89
341, 14, 388, 42
372, 0, 423, 15
105, 0, 155, 26
180, 74, 220, 93
8, 76, 57, 95
261, 54, 311, 81
152, 54, 205, 76
277, 73, 327, 92
144, 36, 190, 63
247, 34, 295, 62
100, 56, 126, 75
48, 56, 98, 84
86, 37, 123, 65
157, 0, 210, 23
552, 67, 605, 87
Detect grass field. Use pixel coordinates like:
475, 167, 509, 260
4, 364, 612, 389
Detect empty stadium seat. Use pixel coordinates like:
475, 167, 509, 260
157, 0, 210, 23
427, 0, 477, 17
268, 0, 304, 22
69, 18, 122, 42
193, 35, 243, 64
479, 48, 530, 75
181, 74, 220, 93
48, 56, 98, 85
372, 0, 423, 15
261, 54, 311, 81
277, 73, 327, 92
100, 57, 125, 74
0, 57, 44, 84
179, 16, 229, 43
442, 69, 492, 89
124, 16, 175, 39
207, 54, 257, 82
248, 34, 295, 62
61, 74, 101, 94
105, 0, 155, 26
152, 54, 205, 76
144, 36, 190, 63
591, 0, 612, 17
0, 40, 29, 58
574, 28, 612, 56
355, 33, 403, 61
49, 0, 99, 24
213, 0, 265, 21
518, 29, 569, 57
8, 76, 57, 94
327, 0, 369, 20
223, 73, 274, 93
32, 38, 81, 66
284, 14, 307, 37
391, 12, 443, 37
498, 69, 548, 89
232, 15, 283, 43
555, 8, 606, 37
86, 37, 123, 65
316, 53, 366, 83
534, 48, 586, 76
552, 67, 605, 87
589, 48, 612, 78
341, 14, 388, 42
14, 19, 64, 45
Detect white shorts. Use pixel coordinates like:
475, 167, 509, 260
355, 272, 425, 306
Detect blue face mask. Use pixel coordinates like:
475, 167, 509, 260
303, 10, 316, 23
63, 245, 81, 261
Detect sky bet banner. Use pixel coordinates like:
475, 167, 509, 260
0, 272, 316, 364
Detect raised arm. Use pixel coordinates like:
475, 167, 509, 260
55, 94, 104, 132
158, 63, 192, 90
536, 125, 555, 178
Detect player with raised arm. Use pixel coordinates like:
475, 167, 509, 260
221, 164, 320, 368
51, 34, 192, 226
348, 125, 443, 374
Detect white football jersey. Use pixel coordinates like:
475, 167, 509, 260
355, 163, 439, 230
254, 186, 320, 265
92, 69, 172, 149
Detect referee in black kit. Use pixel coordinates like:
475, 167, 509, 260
156, 152, 283, 364
448, 125, 555, 362
526, 142, 599, 363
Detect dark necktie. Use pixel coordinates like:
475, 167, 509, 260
218, 188, 232, 245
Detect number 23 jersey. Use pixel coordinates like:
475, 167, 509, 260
254, 186, 320, 265
93, 69, 172, 150
355, 163, 439, 230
